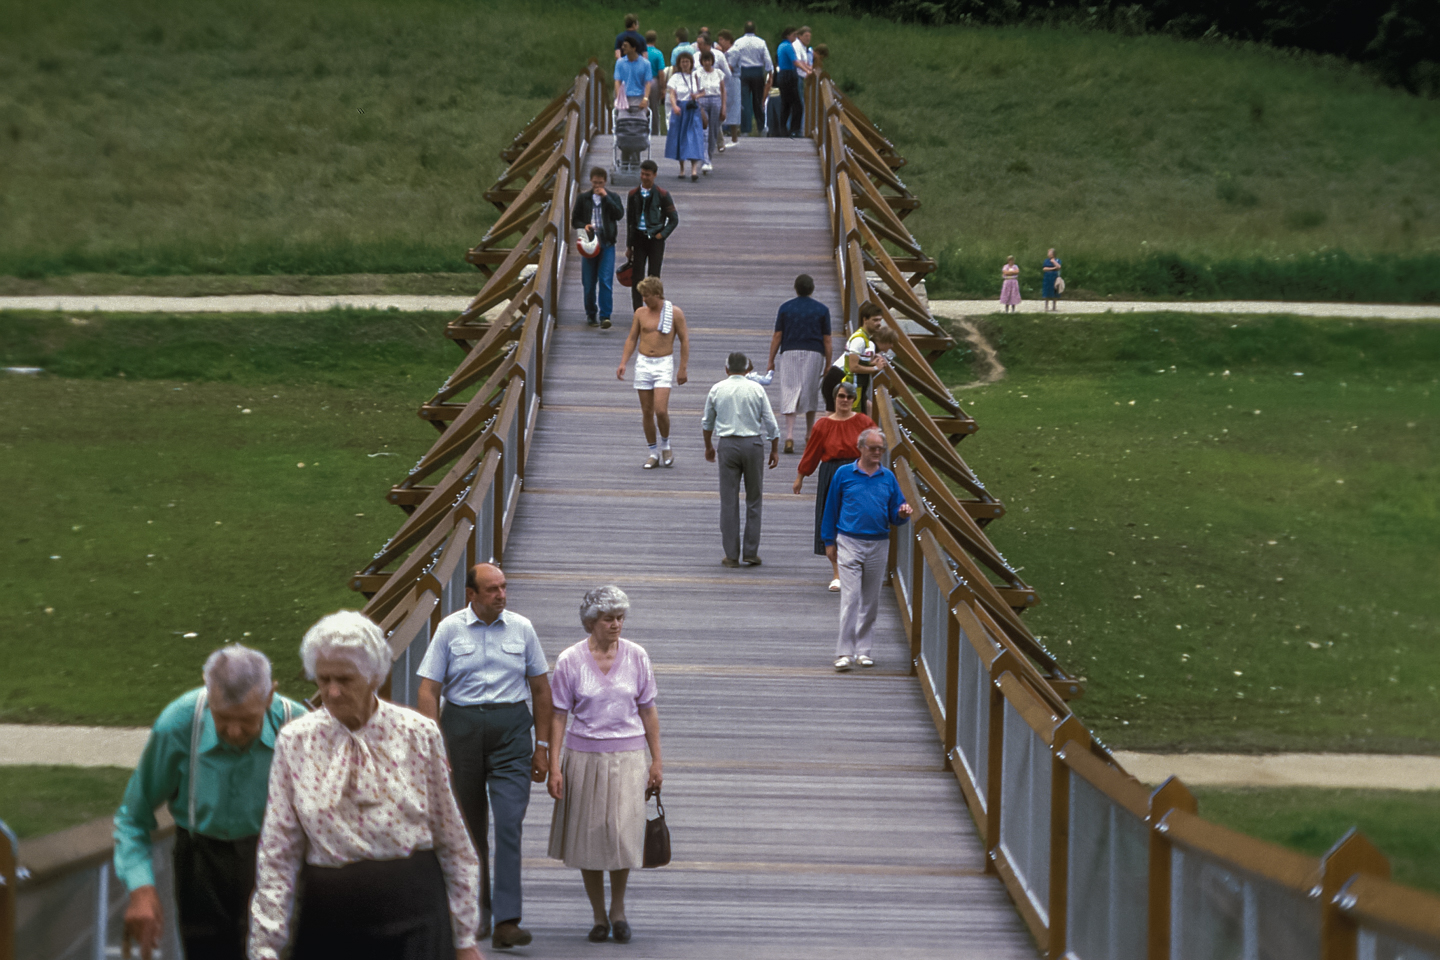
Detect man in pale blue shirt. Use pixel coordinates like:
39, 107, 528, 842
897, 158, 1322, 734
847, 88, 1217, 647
821, 427, 912, 671
419, 562, 553, 950
702, 351, 780, 566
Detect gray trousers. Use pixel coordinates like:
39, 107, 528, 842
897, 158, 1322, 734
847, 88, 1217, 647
718, 435, 765, 561
698, 95, 723, 162
440, 701, 533, 929
836, 533, 890, 657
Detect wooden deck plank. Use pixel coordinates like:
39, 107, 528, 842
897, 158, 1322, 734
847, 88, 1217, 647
495, 137, 1033, 956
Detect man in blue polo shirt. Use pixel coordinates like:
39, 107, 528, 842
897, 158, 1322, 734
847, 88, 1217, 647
821, 427, 912, 671
614, 38, 653, 114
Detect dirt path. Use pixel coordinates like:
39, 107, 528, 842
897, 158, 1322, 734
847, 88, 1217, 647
2, 724, 1435, 789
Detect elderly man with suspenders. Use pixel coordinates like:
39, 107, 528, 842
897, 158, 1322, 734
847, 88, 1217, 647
114, 644, 305, 960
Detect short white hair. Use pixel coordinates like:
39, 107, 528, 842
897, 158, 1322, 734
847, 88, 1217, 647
203, 645, 273, 708
580, 585, 630, 631
300, 610, 390, 687
857, 427, 886, 452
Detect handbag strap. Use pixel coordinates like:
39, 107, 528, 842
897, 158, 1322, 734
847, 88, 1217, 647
650, 785, 665, 818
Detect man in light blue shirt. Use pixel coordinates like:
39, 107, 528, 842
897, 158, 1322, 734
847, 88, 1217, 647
702, 351, 780, 567
419, 562, 553, 950
614, 38, 653, 111
821, 426, 912, 671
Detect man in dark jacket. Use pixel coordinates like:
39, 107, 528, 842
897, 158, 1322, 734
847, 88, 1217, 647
571, 166, 625, 328
625, 159, 680, 310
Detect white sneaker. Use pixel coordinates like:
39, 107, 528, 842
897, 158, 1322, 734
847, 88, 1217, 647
855, 655, 875, 668
828, 578, 841, 592
701, 163, 713, 173
834, 656, 853, 672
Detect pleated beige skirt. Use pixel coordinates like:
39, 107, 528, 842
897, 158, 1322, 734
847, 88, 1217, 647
547, 748, 646, 870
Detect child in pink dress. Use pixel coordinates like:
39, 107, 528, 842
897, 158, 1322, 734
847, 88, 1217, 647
1000, 256, 1021, 312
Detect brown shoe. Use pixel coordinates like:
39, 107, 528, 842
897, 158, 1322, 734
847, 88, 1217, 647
492, 922, 532, 949
721, 557, 741, 568
783, 438, 795, 454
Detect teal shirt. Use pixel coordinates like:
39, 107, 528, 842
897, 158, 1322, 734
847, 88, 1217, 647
112, 688, 306, 890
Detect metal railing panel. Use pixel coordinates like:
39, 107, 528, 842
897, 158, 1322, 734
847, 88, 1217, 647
1169, 845, 1321, 960
918, 562, 944, 716
952, 626, 989, 812
1000, 696, 1052, 925
1358, 930, 1440, 960
1065, 769, 1148, 960
15, 840, 180, 960
894, 518, 913, 610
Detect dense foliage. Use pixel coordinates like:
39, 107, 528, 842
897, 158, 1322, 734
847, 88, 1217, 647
828, 0, 1439, 94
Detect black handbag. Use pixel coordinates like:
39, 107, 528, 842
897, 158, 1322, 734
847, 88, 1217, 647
643, 787, 671, 868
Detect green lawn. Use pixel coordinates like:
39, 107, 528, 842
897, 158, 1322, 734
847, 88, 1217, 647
936, 313, 1440, 751
2, 0, 1437, 298
0, 311, 458, 723
0, 766, 133, 839
1195, 787, 1440, 895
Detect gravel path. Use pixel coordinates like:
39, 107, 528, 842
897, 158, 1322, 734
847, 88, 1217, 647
0, 294, 1436, 319
930, 299, 1440, 320
2, 724, 1435, 789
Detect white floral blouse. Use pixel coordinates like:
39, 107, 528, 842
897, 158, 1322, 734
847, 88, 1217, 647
248, 698, 480, 959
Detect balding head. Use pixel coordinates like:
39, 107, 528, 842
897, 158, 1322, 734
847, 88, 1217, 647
465, 563, 508, 622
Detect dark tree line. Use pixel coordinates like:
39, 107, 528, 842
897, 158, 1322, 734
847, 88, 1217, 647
824, 0, 1439, 94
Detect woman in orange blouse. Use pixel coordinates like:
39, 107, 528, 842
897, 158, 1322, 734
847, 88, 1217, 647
792, 381, 876, 591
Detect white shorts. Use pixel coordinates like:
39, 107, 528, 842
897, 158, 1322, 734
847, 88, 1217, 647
634, 354, 674, 391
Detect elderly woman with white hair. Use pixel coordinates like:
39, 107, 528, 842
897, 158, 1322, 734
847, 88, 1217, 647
546, 586, 662, 945
248, 611, 483, 960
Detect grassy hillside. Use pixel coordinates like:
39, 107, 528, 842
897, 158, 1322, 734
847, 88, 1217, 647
935, 314, 1440, 751
2, 0, 1437, 298
0, 311, 456, 723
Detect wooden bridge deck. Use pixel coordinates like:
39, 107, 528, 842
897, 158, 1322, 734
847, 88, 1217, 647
506, 136, 1035, 958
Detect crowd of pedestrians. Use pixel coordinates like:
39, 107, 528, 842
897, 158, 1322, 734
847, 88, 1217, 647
117, 569, 666, 956
107, 23, 923, 959
610, 14, 819, 171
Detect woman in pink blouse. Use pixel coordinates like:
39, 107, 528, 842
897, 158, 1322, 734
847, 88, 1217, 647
248, 611, 483, 960
546, 586, 663, 945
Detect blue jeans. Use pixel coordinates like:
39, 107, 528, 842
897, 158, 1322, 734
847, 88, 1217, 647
581, 243, 616, 322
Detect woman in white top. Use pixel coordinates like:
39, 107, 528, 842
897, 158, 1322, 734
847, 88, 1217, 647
248, 611, 482, 960
695, 50, 727, 172
663, 51, 707, 181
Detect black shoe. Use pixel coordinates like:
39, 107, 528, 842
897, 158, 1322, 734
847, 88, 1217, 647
612, 920, 633, 944
600, 317, 612, 329
587, 317, 600, 327
588, 923, 610, 942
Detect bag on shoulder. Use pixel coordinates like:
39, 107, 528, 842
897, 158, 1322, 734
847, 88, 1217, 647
643, 787, 671, 868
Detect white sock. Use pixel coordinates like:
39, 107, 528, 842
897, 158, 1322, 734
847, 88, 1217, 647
648, 443, 658, 455
660, 436, 671, 450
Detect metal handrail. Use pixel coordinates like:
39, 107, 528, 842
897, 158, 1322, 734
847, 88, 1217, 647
807, 68, 1440, 959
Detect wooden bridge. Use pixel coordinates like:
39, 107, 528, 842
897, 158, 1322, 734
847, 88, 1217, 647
498, 132, 1034, 957
7, 60, 1440, 960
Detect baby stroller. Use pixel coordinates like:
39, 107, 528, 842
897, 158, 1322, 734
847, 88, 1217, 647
612, 108, 651, 186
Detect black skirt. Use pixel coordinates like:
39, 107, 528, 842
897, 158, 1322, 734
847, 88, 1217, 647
293, 849, 455, 960
813, 457, 856, 555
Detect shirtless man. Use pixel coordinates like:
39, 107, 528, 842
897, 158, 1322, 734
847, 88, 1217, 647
617, 275, 690, 468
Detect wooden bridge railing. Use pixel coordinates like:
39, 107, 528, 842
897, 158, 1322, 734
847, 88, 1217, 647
349, 59, 610, 704
806, 68, 1440, 960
